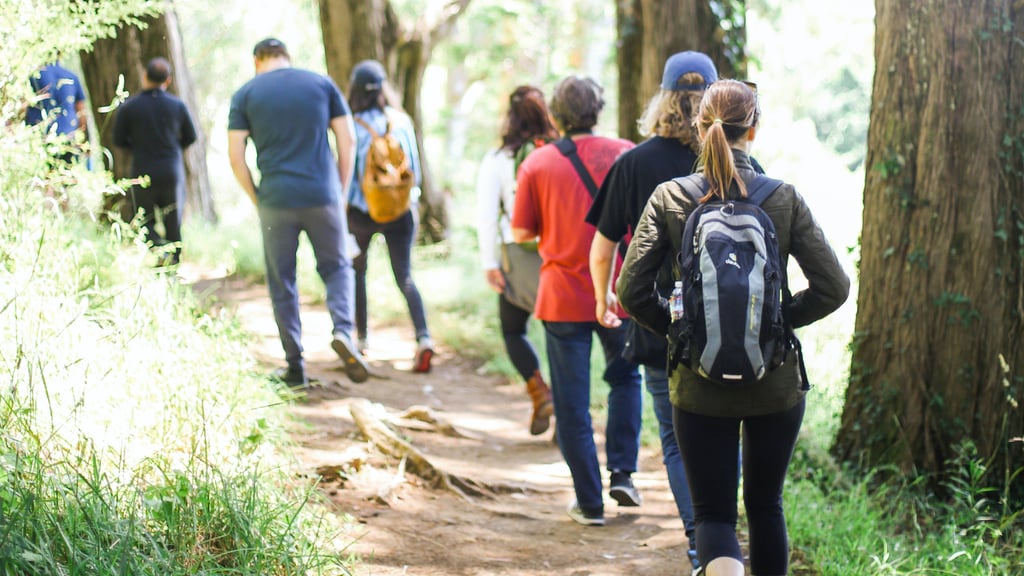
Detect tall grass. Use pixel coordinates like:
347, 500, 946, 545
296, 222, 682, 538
0, 121, 352, 573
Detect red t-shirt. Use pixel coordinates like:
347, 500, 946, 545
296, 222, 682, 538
512, 136, 635, 322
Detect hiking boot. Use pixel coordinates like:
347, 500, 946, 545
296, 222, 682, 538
566, 499, 605, 527
526, 370, 554, 435
272, 366, 312, 389
609, 471, 642, 507
331, 332, 370, 383
413, 337, 434, 373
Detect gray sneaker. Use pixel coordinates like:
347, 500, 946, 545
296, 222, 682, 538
331, 332, 370, 383
609, 471, 642, 506
566, 500, 605, 526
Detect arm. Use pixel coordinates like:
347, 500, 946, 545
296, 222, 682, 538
590, 232, 620, 327
330, 114, 356, 199
786, 191, 851, 327
617, 186, 675, 335
227, 129, 258, 205
475, 151, 506, 292
112, 107, 129, 149
180, 104, 198, 148
75, 100, 87, 137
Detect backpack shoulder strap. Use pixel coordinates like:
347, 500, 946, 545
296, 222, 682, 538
672, 174, 707, 204
353, 115, 380, 138
554, 137, 599, 198
744, 175, 785, 206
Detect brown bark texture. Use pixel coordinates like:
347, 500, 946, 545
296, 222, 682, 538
835, 0, 1023, 500
319, 0, 471, 243
79, 5, 214, 223
616, 0, 745, 142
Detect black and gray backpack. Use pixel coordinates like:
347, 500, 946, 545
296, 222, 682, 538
668, 173, 790, 385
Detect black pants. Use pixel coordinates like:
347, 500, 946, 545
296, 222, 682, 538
498, 294, 540, 381
674, 398, 805, 574
130, 175, 183, 260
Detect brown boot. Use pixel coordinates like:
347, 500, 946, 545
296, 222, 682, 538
526, 370, 554, 436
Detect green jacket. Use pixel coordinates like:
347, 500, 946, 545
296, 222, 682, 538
616, 150, 850, 417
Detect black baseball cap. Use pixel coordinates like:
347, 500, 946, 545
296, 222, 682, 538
253, 37, 289, 58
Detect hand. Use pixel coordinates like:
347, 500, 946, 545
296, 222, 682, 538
485, 268, 505, 293
596, 292, 622, 328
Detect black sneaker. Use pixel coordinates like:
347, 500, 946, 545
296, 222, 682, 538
331, 333, 370, 383
609, 471, 642, 507
272, 366, 309, 389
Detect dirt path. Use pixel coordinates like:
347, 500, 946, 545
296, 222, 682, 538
192, 269, 697, 576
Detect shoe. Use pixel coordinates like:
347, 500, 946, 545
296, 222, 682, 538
413, 337, 434, 373
331, 333, 370, 383
272, 366, 309, 389
357, 337, 369, 355
566, 500, 604, 526
526, 370, 554, 435
609, 471, 642, 507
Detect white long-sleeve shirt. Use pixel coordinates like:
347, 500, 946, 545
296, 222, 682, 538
475, 147, 517, 270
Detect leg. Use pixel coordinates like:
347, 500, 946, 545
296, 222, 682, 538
257, 205, 304, 372
675, 406, 743, 569
129, 185, 160, 247
498, 294, 540, 381
150, 176, 181, 264
347, 208, 377, 343
303, 202, 355, 338
645, 365, 696, 541
544, 321, 602, 517
743, 399, 805, 575
596, 321, 642, 477
381, 210, 429, 341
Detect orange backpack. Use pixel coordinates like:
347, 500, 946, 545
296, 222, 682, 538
354, 114, 415, 223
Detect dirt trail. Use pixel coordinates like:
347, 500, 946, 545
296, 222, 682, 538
191, 268, 697, 576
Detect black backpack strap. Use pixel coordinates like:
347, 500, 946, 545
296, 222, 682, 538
555, 138, 599, 198
744, 175, 785, 206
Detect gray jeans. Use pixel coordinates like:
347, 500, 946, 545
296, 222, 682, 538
258, 201, 355, 370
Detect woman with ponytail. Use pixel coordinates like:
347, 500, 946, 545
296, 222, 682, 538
617, 80, 851, 575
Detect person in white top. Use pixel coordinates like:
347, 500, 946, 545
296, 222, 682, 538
475, 85, 559, 435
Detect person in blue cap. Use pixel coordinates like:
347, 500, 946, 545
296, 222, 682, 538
26, 57, 87, 165
584, 50, 720, 571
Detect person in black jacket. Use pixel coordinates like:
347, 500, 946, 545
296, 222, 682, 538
114, 57, 197, 265
617, 80, 850, 576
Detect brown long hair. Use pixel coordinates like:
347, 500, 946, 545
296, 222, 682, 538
695, 80, 759, 201
500, 85, 559, 153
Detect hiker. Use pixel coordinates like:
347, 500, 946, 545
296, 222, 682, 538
114, 57, 197, 266
228, 37, 370, 388
25, 55, 88, 167
345, 60, 434, 373
584, 50, 719, 570
475, 85, 559, 436
617, 80, 850, 575
511, 76, 643, 527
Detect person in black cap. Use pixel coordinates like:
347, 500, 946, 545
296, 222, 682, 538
345, 60, 434, 373
228, 37, 370, 387
584, 50, 719, 570
114, 57, 197, 266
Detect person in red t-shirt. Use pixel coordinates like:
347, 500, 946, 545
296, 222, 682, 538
511, 76, 642, 527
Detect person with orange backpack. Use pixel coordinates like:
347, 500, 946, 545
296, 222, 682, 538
346, 60, 433, 373
475, 85, 559, 436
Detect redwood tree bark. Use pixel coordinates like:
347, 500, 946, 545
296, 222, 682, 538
79, 3, 214, 223
835, 0, 1023, 500
318, 0, 471, 243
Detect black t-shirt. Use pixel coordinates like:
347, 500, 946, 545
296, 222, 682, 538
585, 136, 699, 241
114, 89, 197, 181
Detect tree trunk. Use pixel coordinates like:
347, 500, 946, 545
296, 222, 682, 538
318, 0, 471, 244
617, 0, 746, 142
616, 0, 643, 143
79, 3, 214, 223
834, 0, 1024, 501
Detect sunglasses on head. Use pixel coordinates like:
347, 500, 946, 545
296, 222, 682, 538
742, 80, 758, 93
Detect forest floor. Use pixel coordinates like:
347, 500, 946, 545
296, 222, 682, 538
190, 268, 700, 576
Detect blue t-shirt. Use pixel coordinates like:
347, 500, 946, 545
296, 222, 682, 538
228, 67, 351, 208
348, 107, 421, 214
26, 63, 86, 136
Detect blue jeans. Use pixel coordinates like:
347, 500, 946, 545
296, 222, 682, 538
258, 201, 355, 371
348, 208, 429, 342
543, 320, 642, 515
645, 365, 696, 538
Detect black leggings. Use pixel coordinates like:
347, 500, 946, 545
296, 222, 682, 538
498, 294, 540, 382
674, 399, 805, 575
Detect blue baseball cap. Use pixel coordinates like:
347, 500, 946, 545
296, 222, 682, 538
660, 51, 717, 91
